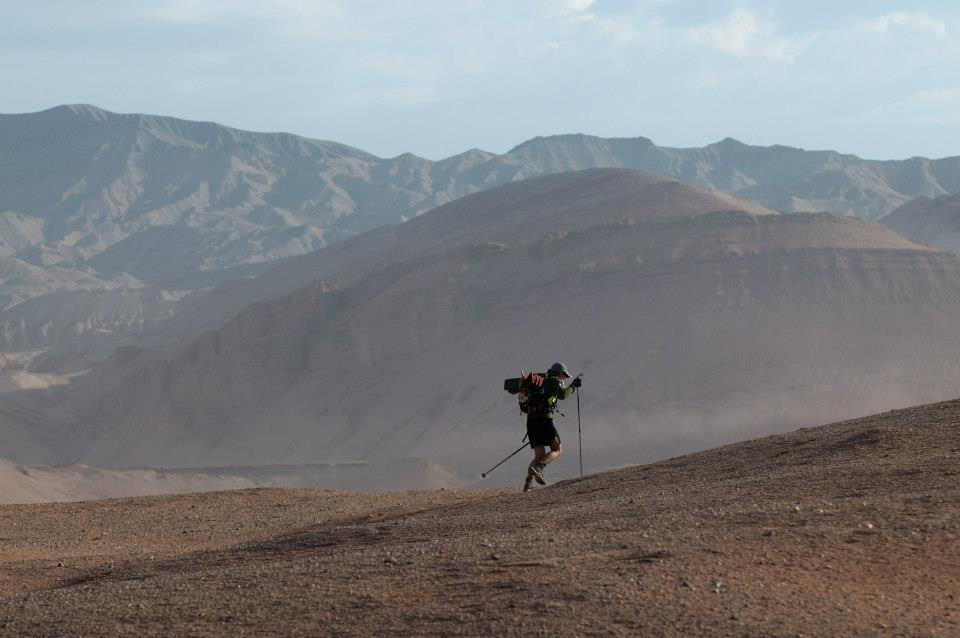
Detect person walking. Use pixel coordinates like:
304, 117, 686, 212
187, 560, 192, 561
524, 362, 581, 492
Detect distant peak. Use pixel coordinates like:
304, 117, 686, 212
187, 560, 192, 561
389, 151, 428, 162
506, 133, 656, 155
45, 104, 115, 122
535, 132, 597, 142
510, 132, 599, 149
437, 147, 495, 163
460, 147, 494, 157
711, 137, 748, 148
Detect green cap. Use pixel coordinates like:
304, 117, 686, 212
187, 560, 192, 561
549, 362, 571, 377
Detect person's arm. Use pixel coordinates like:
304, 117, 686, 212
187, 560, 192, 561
561, 376, 582, 399
549, 377, 576, 400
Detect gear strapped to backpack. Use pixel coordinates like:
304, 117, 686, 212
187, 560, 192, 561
504, 371, 548, 415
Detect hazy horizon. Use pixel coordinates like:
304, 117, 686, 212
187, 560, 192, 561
2, 1, 958, 160
6, 101, 960, 164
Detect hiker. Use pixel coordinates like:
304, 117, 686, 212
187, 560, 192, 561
524, 362, 581, 492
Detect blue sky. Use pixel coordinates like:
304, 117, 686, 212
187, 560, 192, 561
1, 0, 958, 160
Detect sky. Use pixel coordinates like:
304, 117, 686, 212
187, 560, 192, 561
1, 0, 958, 160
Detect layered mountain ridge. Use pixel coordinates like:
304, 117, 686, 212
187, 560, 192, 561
4, 104, 960, 367
881, 191, 960, 254
19, 169, 960, 474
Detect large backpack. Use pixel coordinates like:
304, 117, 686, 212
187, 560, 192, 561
504, 371, 547, 415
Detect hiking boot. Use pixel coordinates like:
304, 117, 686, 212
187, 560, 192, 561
523, 476, 534, 492
528, 461, 546, 485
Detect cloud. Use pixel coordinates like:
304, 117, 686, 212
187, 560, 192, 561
143, 0, 345, 35
562, 0, 596, 12
6, 0, 959, 160
592, 16, 644, 46
859, 12, 946, 38
680, 7, 812, 63
344, 85, 441, 108
866, 88, 960, 126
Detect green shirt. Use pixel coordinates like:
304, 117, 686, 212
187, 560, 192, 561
538, 375, 575, 417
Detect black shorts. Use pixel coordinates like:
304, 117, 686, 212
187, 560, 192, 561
526, 415, 560, 448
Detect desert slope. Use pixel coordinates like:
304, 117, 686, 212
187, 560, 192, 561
39, 169, 960, 474
1, 399, 958, 636
0, 103, 487, 278
134, 170, 774, 344
881, 191, 960, 254
0, 457, 463, 505
0, 105, 489, 357
3, 105, 960, 363
0, 458, 261, 505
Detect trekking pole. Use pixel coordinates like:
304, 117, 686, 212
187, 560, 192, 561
577, 387, 583, 477
481, 442, 529, 478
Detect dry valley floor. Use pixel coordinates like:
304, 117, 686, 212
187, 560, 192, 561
2, 400, 959, 636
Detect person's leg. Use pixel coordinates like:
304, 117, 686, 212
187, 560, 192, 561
524, 444, 545, 490
541, 438, 563, 465
528, 444, 548, 485
525, 417, 544, 465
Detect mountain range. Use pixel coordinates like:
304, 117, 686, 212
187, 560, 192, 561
2, 105, 960, 370
7, 168, 959, 478
881, 191, 960, 254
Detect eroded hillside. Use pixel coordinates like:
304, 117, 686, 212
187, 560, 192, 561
882, 191, 960, 254
44, 170, 960, 475
1, 399, 958, 636
2, 105, 959, 363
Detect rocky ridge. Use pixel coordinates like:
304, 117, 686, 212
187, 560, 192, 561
26, 169, 960, 476
2, 105, 960, 362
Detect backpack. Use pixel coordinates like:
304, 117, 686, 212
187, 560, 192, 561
504, 371, 547, 415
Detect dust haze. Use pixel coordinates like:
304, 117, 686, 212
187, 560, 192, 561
3, 139, 960, 504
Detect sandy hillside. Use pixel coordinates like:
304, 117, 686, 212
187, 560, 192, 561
882, 191, 960, 254
43, 169, 960, 476
1, 399, 958, 636
0, 458, 464, 505
2, 106, 959, 379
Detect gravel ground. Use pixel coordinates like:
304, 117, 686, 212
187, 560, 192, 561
2, 399, 959, 636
